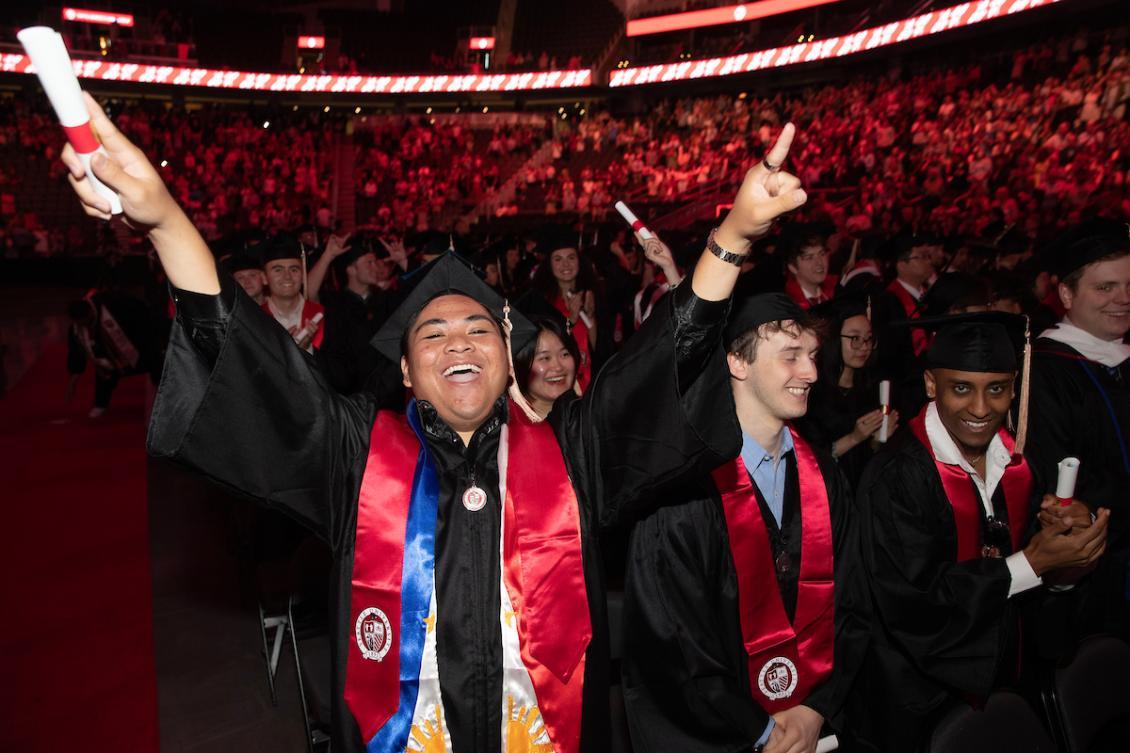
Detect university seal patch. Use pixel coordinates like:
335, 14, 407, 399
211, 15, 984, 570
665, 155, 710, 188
757, 656, 798, 700
355, 607, 393, 662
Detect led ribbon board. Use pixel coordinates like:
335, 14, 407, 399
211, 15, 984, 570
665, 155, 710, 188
612, 0, 1064, 87
627, 0, 843, 38
62, 8, 135, 27
3, 55, 592, 93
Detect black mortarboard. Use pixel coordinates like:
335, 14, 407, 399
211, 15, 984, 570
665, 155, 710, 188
920, 272, 992, 317
223, 252, 262, 274
907, 310, 1033, 453
724, 293, 805, 350
369, 251, 537, 364
1040, 218, 1130, 280
536, 224, 579, 256
513, 288, 568, 329
255, 234, 305, 265
907, 311, 1026, 374
812, 293, 869, 323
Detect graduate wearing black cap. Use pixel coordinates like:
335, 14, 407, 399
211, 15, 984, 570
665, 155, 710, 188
256, 234, 325, 353
622, 293, 870, 753
80, 90, 811, 753
222, 252, 267, 306
855, 312, 1111, 752
1025, 218, 1130, 644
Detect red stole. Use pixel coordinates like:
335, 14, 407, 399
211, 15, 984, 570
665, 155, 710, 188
909, 410, 1032, 562
261, 298, 325, 349
344, 403, 591, 752
554, 293, 592, 391
784, 276, 837, 310
886, 279, 928, 355
710, 428, 835, 714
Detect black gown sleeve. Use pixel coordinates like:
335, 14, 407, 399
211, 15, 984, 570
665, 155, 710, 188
857, 445, 1012, 697
147, 273, 376, 550
553, 283, 742, 528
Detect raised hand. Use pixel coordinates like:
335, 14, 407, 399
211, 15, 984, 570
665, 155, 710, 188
59, 93, 218, 294
60, 93, 178, 230
714, 123, 808, 255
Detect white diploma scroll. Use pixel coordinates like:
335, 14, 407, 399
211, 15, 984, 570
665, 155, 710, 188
17, 26, 122, 214
816, 734, 840, 753
878, 379, 891, 443
614, 200, 655, 241
1055, 457, 1080, 505
295, 311, 324, 346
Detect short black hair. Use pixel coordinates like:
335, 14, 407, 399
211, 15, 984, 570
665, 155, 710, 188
513, 317, 580, 396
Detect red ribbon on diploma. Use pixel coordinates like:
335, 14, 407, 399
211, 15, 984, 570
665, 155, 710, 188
63, 122, 99, 154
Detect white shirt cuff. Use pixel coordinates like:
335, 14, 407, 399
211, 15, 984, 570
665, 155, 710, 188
1006, 552, 1043, 597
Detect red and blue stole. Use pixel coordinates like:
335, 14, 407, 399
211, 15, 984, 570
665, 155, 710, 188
710, 427, 835, 714
344, 399, 591, 753
909, 409, 1032, 562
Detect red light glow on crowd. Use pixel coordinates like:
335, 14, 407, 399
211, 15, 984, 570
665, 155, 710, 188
298, 36, 326, 50
612, 0, 1064, 86
469, 37, 496, 50
627, 0, 842, 38
5, 53, 592, 93
61, 7, 135, 27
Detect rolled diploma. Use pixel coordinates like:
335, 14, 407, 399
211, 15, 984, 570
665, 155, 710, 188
878, 379, 891, 443
1055, 457, 1080, 506
816, 735, 839, 753
295, 311, 324, 344
17, 26, 122, 214
614, 200, 655, 240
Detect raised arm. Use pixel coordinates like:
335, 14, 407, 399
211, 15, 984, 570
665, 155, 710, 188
61, 93, 219, 295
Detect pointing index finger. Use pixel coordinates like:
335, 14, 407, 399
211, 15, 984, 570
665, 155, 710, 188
765, 122, 796, 169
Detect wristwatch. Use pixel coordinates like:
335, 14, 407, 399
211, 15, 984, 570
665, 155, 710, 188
706, 228, 749, 266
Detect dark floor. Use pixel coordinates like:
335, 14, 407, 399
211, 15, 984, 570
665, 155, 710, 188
148, 457, 309, 753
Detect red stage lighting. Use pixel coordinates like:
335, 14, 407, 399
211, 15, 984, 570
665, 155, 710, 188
469, 36, 496, 51
298, 36, 326, 50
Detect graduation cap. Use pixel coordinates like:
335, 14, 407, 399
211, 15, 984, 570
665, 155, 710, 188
536, 224, 579, 256
724, 293, 805, 351
222, 252, 262, 275
920, 272, 992, 317
812, 293, 870, 324
370, 251, 540, 418
255, 234, 305, 265
1040, 218, 1130, 280
905, 311, 1032, 453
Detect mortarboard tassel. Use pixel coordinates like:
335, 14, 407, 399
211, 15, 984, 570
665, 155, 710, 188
301, 244, 309, 299
1013, 316, 1032, 456
502, 299, 543, 422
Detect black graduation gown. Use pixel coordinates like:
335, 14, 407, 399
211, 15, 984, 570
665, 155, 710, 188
148, 274, 738, 753
318, 286, 404, 406
621, 443, 870, 752
872, 288, 927, 420
1025, 337, 1130, 641
854, 432, 1040, 752
794, 377, 881, 490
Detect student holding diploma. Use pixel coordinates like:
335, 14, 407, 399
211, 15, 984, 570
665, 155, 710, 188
855, 312, 1109, 751
56, 77, 810, 753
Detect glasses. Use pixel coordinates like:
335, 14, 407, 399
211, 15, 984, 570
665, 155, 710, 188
841, 334, 876, 350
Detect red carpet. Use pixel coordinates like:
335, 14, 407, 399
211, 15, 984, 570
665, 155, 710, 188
0, 344, 159, 752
